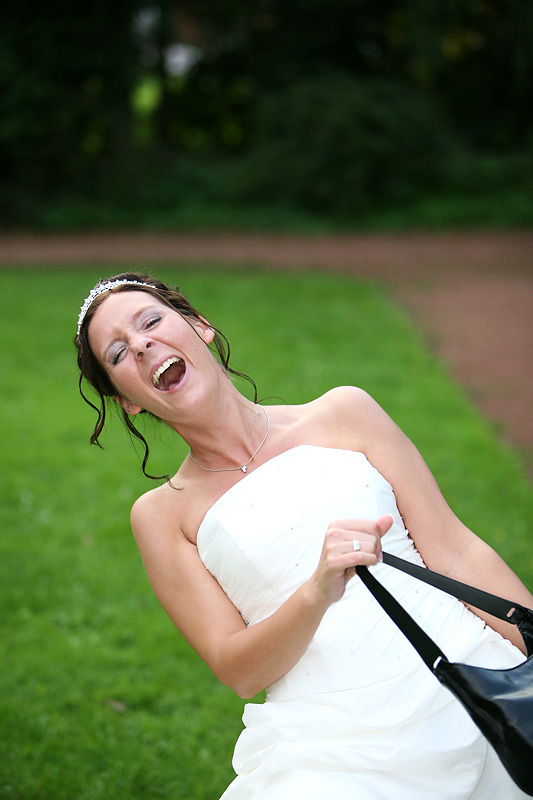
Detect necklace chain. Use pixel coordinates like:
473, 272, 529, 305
189, 406, 270, 473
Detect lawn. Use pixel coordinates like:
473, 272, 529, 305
1, 265, 531, 800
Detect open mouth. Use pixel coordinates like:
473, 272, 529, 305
152, 357, 185, 391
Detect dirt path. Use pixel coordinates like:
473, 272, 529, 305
1, 229, 531, 474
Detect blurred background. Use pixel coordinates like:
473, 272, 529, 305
1, 0, 532, 232
1, 5, 532, 798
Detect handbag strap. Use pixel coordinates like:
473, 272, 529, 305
355, 554, 533, 672
356, 564, 446, 671
382, 552, 528, 626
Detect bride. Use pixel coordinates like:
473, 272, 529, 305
76, 273, 532, 799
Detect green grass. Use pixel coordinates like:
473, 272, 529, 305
0, 265, 531, 799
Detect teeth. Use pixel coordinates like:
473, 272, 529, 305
152, 357, 182, 388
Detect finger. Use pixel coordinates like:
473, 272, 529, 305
350, 541, 380, 562
325, 518, 392, 561
341, 535, 382, 564
340, 549, 382, 570
333, 518, 381, 532
373, 514, 394, 561
376, 514, 394, 537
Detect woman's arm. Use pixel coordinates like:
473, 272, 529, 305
131, 490, 389, 698
326, 386, 533, 652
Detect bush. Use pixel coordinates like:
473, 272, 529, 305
243, 72, 454, 215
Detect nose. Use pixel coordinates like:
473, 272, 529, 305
134, 337, 154, 360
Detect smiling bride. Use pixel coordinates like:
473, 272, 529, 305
75, 273, 532, 799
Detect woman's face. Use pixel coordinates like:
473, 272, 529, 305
87, 290, 216, 420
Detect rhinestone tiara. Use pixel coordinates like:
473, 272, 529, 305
77, 279, 156, 337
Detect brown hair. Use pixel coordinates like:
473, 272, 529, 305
75, 272, 257, 479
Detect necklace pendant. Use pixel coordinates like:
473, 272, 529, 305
188, 406, 269, 473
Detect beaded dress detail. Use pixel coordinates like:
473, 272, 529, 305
198, 446, 526, 799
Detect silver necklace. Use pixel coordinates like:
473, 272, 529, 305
189, 406, 270, 473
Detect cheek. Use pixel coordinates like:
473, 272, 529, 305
89, 352, 120, 400
108, 364, 142, 400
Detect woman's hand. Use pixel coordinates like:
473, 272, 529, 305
310, 514, 394, 606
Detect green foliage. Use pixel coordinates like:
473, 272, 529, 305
0, 1, 142, 220
175, 0, 533, 151
243, 72, 453, 213
0, 266, 531, 798
397, 0, 533, 148
26, 148, 533, 233
1, 1, 532, 228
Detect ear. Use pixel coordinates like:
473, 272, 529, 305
114, 395, 143, 416
195, 316, 215, 344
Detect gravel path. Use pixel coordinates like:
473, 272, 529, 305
1, 229, 531, 474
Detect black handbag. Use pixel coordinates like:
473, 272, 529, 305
356, 553, 533, 795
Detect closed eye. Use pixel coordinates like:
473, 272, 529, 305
108, 312, 162, 366
111, 346, 126, 366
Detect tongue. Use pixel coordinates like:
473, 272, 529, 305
160, 361, 184, 391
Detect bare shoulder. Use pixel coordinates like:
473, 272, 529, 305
313, 385, 378, 416
301, 387, 492, 575
131, 481, 174, 521
303, 386, 385, 448
130, 481, 185, 544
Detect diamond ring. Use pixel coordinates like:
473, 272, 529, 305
352, 539, 361, 552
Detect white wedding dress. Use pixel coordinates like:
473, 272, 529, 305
197, 446, 527, 799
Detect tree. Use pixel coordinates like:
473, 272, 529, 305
0, 1, 142, 215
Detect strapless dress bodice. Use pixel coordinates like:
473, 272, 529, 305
197, 446, 510, 702
196, 446, 526, 799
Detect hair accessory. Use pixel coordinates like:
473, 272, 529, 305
77, 280, 156, 336
189, 406, 270, 473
